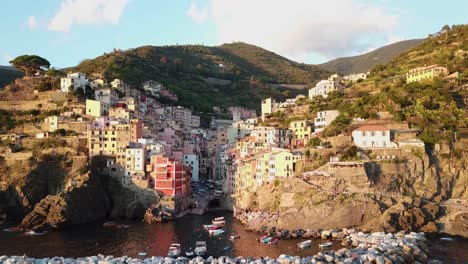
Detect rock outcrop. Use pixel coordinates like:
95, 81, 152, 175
1, 154, 159, 231
18, 171, 110, 231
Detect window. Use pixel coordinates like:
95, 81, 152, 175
362, 131, 366, 136
371, 132, 375, 137
382, 131, 386, 136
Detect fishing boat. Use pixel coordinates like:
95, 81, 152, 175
230, 234, 241, 240
194, 241, 207, 256
138, 252, 147, 257
319, 242, 332, 248
167, 243, 181, 258
203, 224, 218, 230
259, 236, 272, 244
212, 217, 225, 225
210, 229, 225, 236
297, 240, 312, 249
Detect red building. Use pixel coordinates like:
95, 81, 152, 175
148, 154, 190, 197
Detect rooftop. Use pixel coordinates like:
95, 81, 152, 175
354, 125, 389, 132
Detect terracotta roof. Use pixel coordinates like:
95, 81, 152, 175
354, 125, 389, 132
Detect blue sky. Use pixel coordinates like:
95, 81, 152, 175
1, 0, 466, 68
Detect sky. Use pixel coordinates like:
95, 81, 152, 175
0, 0, 467, 68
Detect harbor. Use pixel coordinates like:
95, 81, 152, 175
1, 212, 467, 263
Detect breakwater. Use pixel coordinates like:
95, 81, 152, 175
0, 231, 431, 264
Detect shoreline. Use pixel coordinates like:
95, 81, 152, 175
0, 231, 431, 263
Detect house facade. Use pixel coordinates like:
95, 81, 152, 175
148, 154, 190, 197
352, 125, 395, 148
406, 65, 449, 83
308, 74, 344, 98
314, 110, 340, 133
86, 99, 109, 117
61, 72, 88, 93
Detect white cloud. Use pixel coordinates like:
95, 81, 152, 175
187, 3, 208, 24
187, 0, 400, 62
25, 16, 38, 29
48, 0, 129, 32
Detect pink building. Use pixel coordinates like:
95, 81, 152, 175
148, 155, 190, 197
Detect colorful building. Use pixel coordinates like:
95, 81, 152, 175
86, 99, 109, 117
148, 154, 190, 197
289, 120, 312, 147
406, 65, 449, 83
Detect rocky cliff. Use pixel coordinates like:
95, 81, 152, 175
233, 140, 467, 237
0, 153, 158, 231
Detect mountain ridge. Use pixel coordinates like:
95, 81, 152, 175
317, 39, 425, 74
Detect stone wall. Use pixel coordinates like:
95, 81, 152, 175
0, 100, 57, 111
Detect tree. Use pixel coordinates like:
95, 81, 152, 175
9, 55, 50, 76
46, 68, 66, 77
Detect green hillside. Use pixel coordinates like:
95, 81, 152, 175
0, 66, 23, 89
72, 42, 329, 112
318, 39, 424, 74
317, 25, 468, 144
371, 25, 468, 78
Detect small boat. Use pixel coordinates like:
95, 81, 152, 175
138, 252, 147, 257
230, 235, 240, 240
260, 236, 272, 243
3, 227, 19, 232
223, 245, 230, 251
167, 243, 181, 258
440, 237, 455, 241
207, 225, 222, 231
185, 248, 195, 257
319, 242, 333, 248
268, 237, 279, 245
25, 230, 47, 236
210, 229, 225, 236
203, 224, 217, 230
194, 241, 207, 256
212, 217, 225, 225
297, 240, 312, 249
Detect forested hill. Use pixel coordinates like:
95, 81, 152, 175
317, 39, 424, 74
72, 42, 329, 111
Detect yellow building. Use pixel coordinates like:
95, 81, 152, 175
406, 65, 449, 83
269, 149, 294, 179
289, 120, 312, 147
86, 99, 109, 117
261, 98, 278, 120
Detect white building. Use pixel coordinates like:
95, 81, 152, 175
184, 154, 200, 182
314, 110, 340, 133
343, 72, 368, 83
125, 144, 146, 179
111, 79, 130, 95
266, 128, 291, 148
61, 72, 88, 93
95, 88, 119, 106
352, 125, 396, 148
89, 79, 106, 89
308, 74, 344, 99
